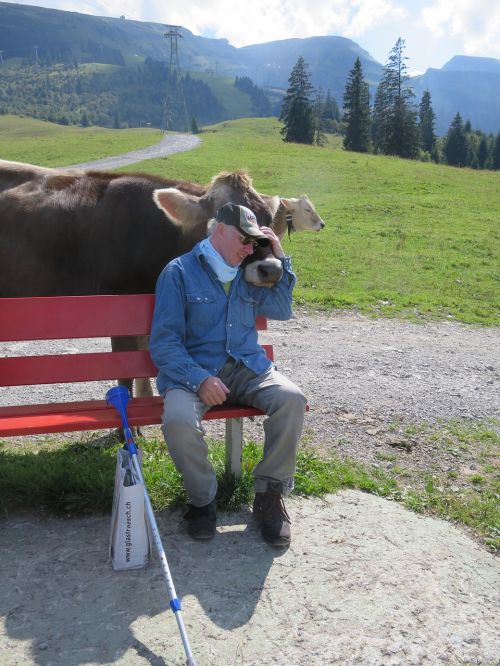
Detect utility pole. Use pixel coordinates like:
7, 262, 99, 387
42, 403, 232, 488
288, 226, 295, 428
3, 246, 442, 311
33, 45, 39, 65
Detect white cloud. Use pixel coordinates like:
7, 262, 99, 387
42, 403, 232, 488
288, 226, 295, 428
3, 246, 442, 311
343, 0, 405, 38
121, 0, 409, 47
421, 0, 500, 58
1, 0, 498, 70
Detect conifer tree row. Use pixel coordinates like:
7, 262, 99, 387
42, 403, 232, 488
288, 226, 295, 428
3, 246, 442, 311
339, 39, 499, 170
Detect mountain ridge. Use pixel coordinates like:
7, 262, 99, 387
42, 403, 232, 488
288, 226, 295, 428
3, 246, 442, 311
0, 1, 499, 134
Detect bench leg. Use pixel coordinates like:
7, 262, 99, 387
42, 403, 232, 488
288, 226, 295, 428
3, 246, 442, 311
225, 418, 243, 479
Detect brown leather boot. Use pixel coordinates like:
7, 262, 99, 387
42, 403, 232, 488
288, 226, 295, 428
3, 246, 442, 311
253, 491, 291, 547
184, 500, 217, 540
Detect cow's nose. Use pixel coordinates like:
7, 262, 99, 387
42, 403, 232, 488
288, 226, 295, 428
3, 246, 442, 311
258, 259, 283, 283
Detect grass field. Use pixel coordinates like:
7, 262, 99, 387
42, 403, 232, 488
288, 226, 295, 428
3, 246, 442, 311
189, 72, 255, 118
119, 117, 499, 326
0, 114, 162, 166
2, 115, 498, 324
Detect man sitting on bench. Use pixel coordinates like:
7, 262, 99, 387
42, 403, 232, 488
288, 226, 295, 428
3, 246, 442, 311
150, 203, 306, 546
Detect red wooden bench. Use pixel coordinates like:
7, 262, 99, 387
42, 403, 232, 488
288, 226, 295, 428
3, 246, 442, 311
0, 294, 274, 478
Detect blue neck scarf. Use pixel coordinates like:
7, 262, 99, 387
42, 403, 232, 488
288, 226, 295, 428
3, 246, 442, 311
199, 238, 238, 282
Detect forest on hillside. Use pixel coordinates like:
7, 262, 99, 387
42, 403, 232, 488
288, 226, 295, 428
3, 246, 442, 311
0, 58, 228, 130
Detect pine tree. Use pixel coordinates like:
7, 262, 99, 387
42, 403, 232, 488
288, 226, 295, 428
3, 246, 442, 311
324, 90, 340, 121
80, 110, 90, 127
418, 90, 436, 154
279, 56, 315, 144
342, 57, 371, 153
444, 113, 468, 166
371, 82, 389, 154
372, 38, 419, 158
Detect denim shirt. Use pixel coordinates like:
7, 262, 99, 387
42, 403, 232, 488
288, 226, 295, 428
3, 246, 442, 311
150, 241, 297, 396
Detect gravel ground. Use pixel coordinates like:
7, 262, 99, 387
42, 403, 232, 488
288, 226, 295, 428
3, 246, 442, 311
2, 307, 498, 474
1, 310, 499, 666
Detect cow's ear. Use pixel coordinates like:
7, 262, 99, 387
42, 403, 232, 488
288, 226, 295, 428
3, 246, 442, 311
280, 197, 292, 209
267, 195, 281, 216
153, 188, 206, 227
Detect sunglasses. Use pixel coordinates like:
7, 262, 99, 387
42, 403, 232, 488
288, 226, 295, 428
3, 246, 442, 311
237, 233, 259, 248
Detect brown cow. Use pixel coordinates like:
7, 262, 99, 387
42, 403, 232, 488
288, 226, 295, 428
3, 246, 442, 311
0, 160, 283, 297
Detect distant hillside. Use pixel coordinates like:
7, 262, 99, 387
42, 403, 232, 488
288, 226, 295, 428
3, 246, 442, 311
413, 57, 500, 135
441, 56, 500, 73
0, 2, 247, 71
0, 3, 380, 102
234, 36, 383, 97
0, 2, 499, 135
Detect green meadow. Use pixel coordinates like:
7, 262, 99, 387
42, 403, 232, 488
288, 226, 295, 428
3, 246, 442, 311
3, 114, 495, 324
0, 114, 161, 166
124, 118, 499, 326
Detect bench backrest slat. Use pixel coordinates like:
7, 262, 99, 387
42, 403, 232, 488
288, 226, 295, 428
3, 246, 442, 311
0, 345, 274, 387
0, 351, 156, 387
0, 295, 268, 342
0, 295, 155, 341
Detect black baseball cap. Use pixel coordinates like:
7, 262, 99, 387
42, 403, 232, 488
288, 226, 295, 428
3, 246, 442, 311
215, 203, 269, 246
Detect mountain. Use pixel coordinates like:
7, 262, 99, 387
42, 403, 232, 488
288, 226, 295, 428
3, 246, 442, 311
412, 56, 500, 135
237, 36, 382, 93
0, 2, 499, 136
441, 56, 500, 73
0, 3, 380, 101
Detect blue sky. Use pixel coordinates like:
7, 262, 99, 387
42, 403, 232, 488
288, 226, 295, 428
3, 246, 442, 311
3, 0, 500, 74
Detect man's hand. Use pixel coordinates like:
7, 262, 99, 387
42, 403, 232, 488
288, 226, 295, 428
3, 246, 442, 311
198, 376, 230, 406
259, 227, 285, 258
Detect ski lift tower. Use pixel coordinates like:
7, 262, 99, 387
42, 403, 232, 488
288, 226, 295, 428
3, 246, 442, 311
163, 26, 189, 131
164, 25, 182, 76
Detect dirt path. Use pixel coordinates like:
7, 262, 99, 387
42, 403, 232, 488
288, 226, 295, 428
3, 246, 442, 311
67, 132, 201, 170
1, 310, 499, 665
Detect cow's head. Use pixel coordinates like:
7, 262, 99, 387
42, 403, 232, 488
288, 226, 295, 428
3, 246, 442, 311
261, 194, 326, 240
153, 170, 284, 287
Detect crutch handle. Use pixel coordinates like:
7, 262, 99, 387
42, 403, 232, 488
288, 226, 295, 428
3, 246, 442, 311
106, 386, 137, 453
